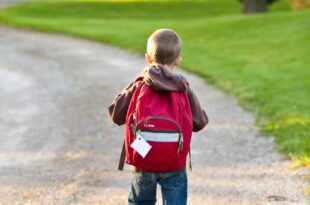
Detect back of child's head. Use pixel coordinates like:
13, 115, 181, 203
147, 29, 182, 65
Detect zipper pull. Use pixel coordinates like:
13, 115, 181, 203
177, 134, 184, 153
132, 112, 137, 138
133, 112, 136, 121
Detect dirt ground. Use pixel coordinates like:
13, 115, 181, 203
0, 0, 29, 7
0, 27, 309, 205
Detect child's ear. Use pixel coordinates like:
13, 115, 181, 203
145, 54, 153, 64
174, 57, 182, 67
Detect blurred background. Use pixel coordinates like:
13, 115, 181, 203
0, 0, 309, 201
1, 0, 308, 172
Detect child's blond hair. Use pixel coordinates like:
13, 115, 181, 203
147, 29, 182, 65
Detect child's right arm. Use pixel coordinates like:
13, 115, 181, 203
107, 78, 143, 125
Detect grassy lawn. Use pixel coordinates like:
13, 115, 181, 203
0, 0, 309, 190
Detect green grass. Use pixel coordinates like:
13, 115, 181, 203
0, 0, 309, 168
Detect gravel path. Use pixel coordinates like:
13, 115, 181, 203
0, 26, 309, 205
0, 0, 29, 7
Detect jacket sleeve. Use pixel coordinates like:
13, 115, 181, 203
186, 86, 209, 132
107, 81, 141, 125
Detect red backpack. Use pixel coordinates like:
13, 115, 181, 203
118, 78, 193, 172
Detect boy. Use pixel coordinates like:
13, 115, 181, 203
108, 29, 208, 205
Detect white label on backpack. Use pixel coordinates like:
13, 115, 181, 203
130, 134, 152, 158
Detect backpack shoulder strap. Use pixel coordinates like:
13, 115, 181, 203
189, 147, 192, 172
118, 80, 145, 171
118, 140, 126, 171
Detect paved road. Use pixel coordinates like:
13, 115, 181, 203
0, 26, 309, 205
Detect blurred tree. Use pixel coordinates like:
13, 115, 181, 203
239, 0, 278, 13
292, 0, 310, 10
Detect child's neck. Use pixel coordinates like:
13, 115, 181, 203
152, 63, 175, 71
164, 64, 175, 71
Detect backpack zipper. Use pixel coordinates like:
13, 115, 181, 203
132, 114, 184, 153
131, 112, 137, 135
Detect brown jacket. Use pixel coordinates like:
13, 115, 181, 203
108, 64, 208, 132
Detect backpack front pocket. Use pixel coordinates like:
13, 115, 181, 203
133, 131, 181, 168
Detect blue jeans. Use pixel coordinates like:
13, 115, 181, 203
128, 169, 187, 205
